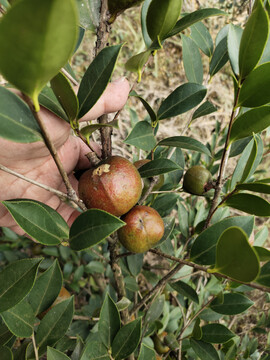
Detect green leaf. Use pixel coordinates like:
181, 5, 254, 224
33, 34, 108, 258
138, 158, 182, 178
78, 44, 123, 118
2, 200, 69, 245
157, 83, 207, 120
141, 0, 152, 48
0, 86, 42, 143
34, 297, 74, 356
144, 295, 165, 324
124, 277, 139, 292
192, 101, 217, 120
223, 193, 270, 216
0, 323, 13, 346
125, 51, 152, 82
230, 106, 270, 143
227, 24, 243, 76
129, 92, 157, 123
190, 339, 220, 360
239, 0, 269, 79
0, 258, 41, 313
146, 0, 182, 41
192, 318, 202, 340
138, 344, 156, 360
50, 72, 79, 123
27, 260, 63, 316
0, 346, 13, 360
99, 293, 121, 348
111, 318, 141, 360
256, 261, 270, 286
69, 210, 125, 251
1, 299, 36, 338
127, 253, 143, 277
38, 85, 69, 122
167, 8, 227, 38
157, 136, 211, 157
190, 216, 254, 265
239, 134, 258, 184
80, 120, 118, 143
76, 0, 100, 30
0, 0, 78, 109
182, 35, 203, 84
210, 293, 254, 315
190, 22, 213, 57
170, 280, 199, 304
80, 337, 110, 360
238, 63, 270, 108
209, 36, 229, 77
47, 347, 71, 360
201, 324, 235, 344
212, 226, 260, 282
254, 246, 270, 261
236, 181, 270, 194
124, 121, 156, 151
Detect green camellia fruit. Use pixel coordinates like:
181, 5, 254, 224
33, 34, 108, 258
118, 205, 164, 253
134, 159, 164, 195
108, 0, 143, 23
183, 165, 213, 196
78, 156, 142, 217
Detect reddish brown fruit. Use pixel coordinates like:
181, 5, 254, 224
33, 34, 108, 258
78, 156, 142, 217
118, 205, 164, 253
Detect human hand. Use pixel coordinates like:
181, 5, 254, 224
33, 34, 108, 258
0, 78, 130, 235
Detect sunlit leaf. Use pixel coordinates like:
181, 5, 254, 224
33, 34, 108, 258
182, 35, 203, 84
210, 293, 253, 315
157, 136, 211, 157
223, 193, 270, 216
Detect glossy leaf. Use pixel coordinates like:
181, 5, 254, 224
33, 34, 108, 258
238, 63, 270, 108
209, 36, 229, 77
138, 158, 182, 178
69, 210, 125, 251
0, 258, 41, 313
47, 347, 71, 360
0, 346, 12, 360
256, 261, 270, 286
76, 0, 100, 30
212, 227, 260, 282
182, 35, 203, 84
239, 0, 269, 79
254, 246, 270, 261
137, 344, 156, 360
111, 318, 142, 360
190, 22, 213, 57
190, 339, 220, 360
27, 260, 63, 316
192, 101, 217, 120
124, 121, 156, 151
78, 44, 123, 118
239, 134, 257, 184
157, 83, 206, 120
230, 106, 270, 143
227, 24, 243, 76
201, 324, 235, 344
34, 297, 74, 356
0, 86, 42, 143
157, 136, 211, 157
170, 280, 199, 304
146, 0, 182, 41
190, 215, 254, 265
141, 0, 152, 48
236, 182, 270, 194
2, 200, 69, 245
0, 0, 78, 109
125, 51, 152, 82
80, 120, 118, 143
129, 92, 157, 123
50, 72, 78, 123
223, 193, 270, 216
1, 299, 36, 338
210, 293, 253, 315
38, 85, 69, 122
167, 8, 227, 38
99, 293, 121, 348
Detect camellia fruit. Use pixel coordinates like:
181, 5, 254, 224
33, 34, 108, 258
183, 165, 213, 196
78, 156, 142, 217
118, 205, 164, 253
134, 159, 164, 195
